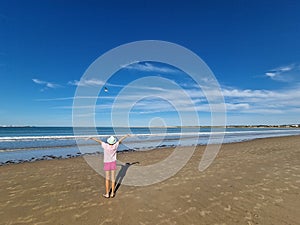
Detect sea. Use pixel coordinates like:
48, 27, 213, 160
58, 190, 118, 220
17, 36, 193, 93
1, 126, 300, 165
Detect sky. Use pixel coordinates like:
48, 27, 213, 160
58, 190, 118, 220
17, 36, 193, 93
0, 0, 300, 126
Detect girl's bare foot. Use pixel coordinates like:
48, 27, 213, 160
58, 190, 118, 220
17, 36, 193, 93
102, 193, 110, 198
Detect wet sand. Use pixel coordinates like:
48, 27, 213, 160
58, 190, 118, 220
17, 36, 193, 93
1, 135, 300, 225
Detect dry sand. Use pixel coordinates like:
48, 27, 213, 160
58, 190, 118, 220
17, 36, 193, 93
1, 135, 300, 225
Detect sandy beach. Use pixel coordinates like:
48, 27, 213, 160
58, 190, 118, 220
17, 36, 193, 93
1, 135, 300, 225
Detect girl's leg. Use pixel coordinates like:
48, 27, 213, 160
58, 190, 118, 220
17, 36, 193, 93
111, 170, 116, 196
105, 171, 110, 195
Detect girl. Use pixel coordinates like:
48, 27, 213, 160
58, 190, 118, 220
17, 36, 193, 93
90, 134, 129, 198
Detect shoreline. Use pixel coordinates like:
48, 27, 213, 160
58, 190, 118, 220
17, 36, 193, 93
1, 134, 300, 166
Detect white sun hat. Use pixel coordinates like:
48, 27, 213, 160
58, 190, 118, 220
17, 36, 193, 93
107, 136, 117, 145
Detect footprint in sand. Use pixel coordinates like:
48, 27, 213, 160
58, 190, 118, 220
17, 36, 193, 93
209, 196, 217, 201
258, 193, 266, 200
254, 203, 262, 210
157, 213, 165, 218
199, 210, 211, 217
220, 191, 232, 196
273, 198, 283, 203
178, 207, 197, 216
245, 211, 252, 220
275, 187, 289, 193
289, 184, 299, 189
74, 210, 89, 219
224, 205, 231, 211
172, 208, 181, 213
15, 216, 34, 223
180, 194, 190, 199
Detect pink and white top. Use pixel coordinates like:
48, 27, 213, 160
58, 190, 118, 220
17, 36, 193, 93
101, 142, 119, 163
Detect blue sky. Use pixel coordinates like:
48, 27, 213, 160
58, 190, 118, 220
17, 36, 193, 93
1, 0, 300, 126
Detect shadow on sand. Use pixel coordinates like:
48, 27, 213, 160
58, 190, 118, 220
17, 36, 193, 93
115, 162, 139, 193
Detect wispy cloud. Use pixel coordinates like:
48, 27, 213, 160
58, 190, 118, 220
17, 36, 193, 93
32, 78, 61, 91
40, 73, 300, 118
123, 62, 180, 74
221, 85, 300, 114
105, 83, 300, 115
58, 84, 299, 116
67, 78, 179, 94
68, 78, 128, 90
265, 63, 300, 82
68, 78, 105, 87
35, 96, 114, 101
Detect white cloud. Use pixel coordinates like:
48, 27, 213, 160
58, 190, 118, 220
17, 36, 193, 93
35, 96, 114, 101
39, 72, 300, 124
32, 78, 60, 90
222, 88, 277, 98
226, 103, 250, 110
265, 63, 300, 82
265, 72, 276, 78
105, 83, 300, 115
221, 85, 300, 114
279, 65, 294, 72
123, 62, 180, 74
49, 83, 300, 116
68, 78, 105, 87
68, 79, 128, 91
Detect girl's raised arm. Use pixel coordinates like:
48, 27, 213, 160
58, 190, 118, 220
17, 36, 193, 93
89, 137, 102, 144
118, 134, 130, 143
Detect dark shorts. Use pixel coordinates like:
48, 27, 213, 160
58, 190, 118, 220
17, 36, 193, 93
104, 161, 117, 171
